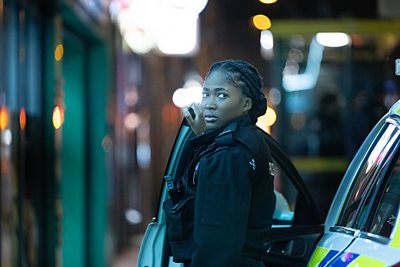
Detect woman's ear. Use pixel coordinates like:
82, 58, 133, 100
243, 97, 252, 113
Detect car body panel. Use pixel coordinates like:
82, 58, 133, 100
137, 218, 167, 267
338, 237, 398, 266
307, 232, 355, 266
308, 246, 389, 267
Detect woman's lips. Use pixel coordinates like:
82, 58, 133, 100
204, 115, 217, 122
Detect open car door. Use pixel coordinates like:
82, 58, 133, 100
138, 120, 324, 267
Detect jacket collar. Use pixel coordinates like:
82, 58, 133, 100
190, 115, 252, 146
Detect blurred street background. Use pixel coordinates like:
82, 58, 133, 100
0, 0, 399, 266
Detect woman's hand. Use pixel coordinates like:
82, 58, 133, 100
182, 103, 206, 136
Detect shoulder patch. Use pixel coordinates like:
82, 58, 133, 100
249, 158, 256, 171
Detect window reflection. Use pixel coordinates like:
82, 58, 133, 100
338, 123, 400, 228
369, 155, 400, 237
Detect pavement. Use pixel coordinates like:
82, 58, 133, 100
111, 234, 143, 267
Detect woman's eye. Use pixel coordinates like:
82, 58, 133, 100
217, 93, 228, 98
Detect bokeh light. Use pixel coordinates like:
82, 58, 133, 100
172, 76, 203, 107
52, 105, 64, 129
0, 106, 9, 130
316, 32, 351, 47
124, 112, 141, 130
20, 107, 26, 130
256, 106, 277, 133
55, 44, 64, 61
252, 14, 271, 30
259, 0, 278, 4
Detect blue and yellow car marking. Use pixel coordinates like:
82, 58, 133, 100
308, 247, 387, 266
308, 247, 335, 267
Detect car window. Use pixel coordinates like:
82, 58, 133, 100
261, 129, 321, 228
271, 153, 323, 228
367, 151, 400, 237
272, 158, 297, 226
337, 122, 400, 229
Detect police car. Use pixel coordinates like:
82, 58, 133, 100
138, 100, 400, 267
307, 99, 400, 267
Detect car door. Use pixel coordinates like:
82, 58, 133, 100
260, 128, 324, 267
308, 115, 400, 267
138, 120, 324, 267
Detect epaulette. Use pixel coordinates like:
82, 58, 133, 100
215, 121, 238, 146
215, 123, 273, 179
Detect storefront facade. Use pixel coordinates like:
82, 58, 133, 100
0, 0, 112, 266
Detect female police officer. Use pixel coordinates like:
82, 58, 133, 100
163, 59, 274, 267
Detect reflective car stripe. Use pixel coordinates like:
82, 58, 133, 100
308, 247, 388, 267
307, 246, 335, 267
329, 251, 359, 266
390, 226, 400, 249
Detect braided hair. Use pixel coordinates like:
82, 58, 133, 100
205, 59, 267, 124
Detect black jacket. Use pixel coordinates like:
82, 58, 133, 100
164, 115, 274, 267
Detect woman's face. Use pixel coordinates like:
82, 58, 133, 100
201, 70, 251, 131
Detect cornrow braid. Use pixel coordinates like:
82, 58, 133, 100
232, 61, 262, 92
206, 59, 267, 124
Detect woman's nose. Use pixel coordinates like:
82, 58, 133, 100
203, 97, 216, 109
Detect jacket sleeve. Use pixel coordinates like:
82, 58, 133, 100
191, 147, 254, 267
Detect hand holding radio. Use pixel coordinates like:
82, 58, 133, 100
183, 103, 206, 136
